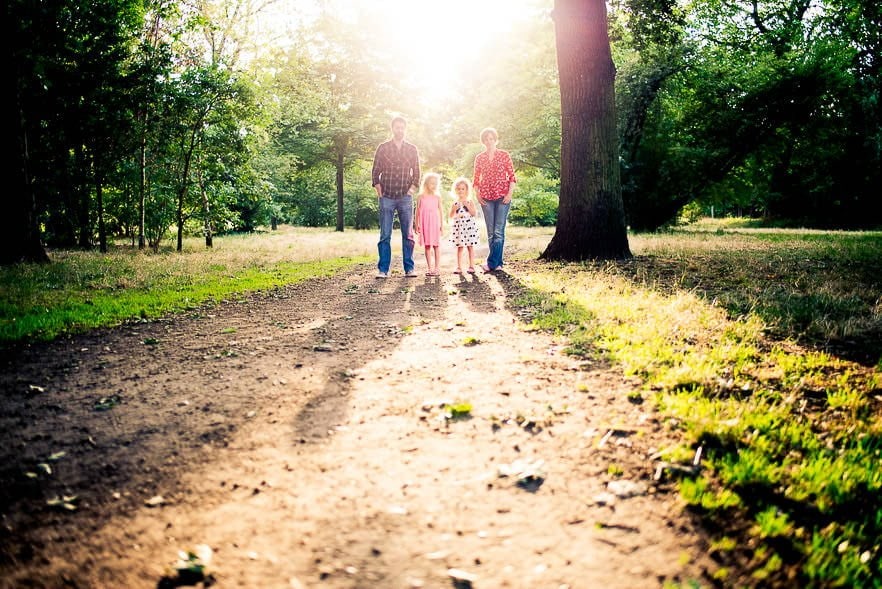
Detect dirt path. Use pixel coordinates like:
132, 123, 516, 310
1, 255, 716, 588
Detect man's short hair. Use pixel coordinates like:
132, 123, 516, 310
391, 115, 407, 128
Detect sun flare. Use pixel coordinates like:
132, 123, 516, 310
330, 0, 546, 108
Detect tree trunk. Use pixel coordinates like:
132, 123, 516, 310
75, 145, 92, 249
176, 183, 186, 252
199, 170, 213, 248
138, 112, 147, 250
4, 100, 48, 264
335, 150, 345, 232
541, 0, 631, 261
96, 173, 107, 253
176, 131, 198, 252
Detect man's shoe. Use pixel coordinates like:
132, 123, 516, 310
404, 270, 418, 277
375, 271, 388, 278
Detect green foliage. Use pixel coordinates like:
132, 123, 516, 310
286, 165, 337, 227
509, 172, 559, 227
611, 0, 882, 230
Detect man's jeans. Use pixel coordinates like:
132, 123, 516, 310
480, 199, 511, 270
378, 195, 415, 274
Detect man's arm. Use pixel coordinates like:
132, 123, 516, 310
408, 145, 421, 195
371, 144, 384, 197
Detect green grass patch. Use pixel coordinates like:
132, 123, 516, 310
513, 227, 882, 586
0, 227, 374, 343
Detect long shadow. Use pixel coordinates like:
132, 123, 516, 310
448, 270, 498, 315
0, 265, 451, 585
290, 273, 448, 442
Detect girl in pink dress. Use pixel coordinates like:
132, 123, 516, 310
414, 172, 444, 276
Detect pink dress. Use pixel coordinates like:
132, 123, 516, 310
417, 193, 441, 247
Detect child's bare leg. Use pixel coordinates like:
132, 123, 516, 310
424, 246, 432, 271
467, 246, 475, 268
456, 246, 464, 271
434, 246, 441, 273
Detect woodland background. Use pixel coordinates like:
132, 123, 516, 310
9, 0, 881, 261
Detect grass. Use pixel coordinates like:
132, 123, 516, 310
0, 226, 375, 342
509, 221, 882, 587
2, 221, 881, 585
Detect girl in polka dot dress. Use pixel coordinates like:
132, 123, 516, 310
448, 177, 480, 274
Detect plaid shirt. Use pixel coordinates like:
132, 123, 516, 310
371, 140, 420, 197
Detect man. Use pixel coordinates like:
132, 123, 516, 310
371, 115, 420, 278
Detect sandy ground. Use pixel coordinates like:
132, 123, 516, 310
0, 242, 717, 588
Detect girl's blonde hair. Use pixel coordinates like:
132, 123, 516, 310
451, 177, 472, 199
420, 172, 442, 195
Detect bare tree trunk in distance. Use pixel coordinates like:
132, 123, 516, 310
138, 113, 147, 249
199, 170, 213, 248
96, 175, 107, 253
335, 147, 345, 232
541, 0, 631, 261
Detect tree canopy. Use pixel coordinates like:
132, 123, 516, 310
5, 0, 880, 262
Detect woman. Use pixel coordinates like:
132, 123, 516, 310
472, 127, 516, 273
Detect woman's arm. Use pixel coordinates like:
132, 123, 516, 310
502, 153, 516, 204
472, 155, 484, 205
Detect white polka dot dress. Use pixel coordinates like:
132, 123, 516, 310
451, 203, 480, 247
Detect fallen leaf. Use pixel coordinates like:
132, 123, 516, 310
448, 568, 478, 583
47, 495, 78, 510
145, 495, 165, 507
606, 480, 648, 498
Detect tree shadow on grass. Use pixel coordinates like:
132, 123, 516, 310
608, 248, 882, 368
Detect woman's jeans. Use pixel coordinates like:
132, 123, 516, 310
378, 195, 414, 274
480, 199, 511, 270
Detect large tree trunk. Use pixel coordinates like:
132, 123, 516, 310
4, 102, 49, 264
6, 6, 48, 264
541, 0, 631, 261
